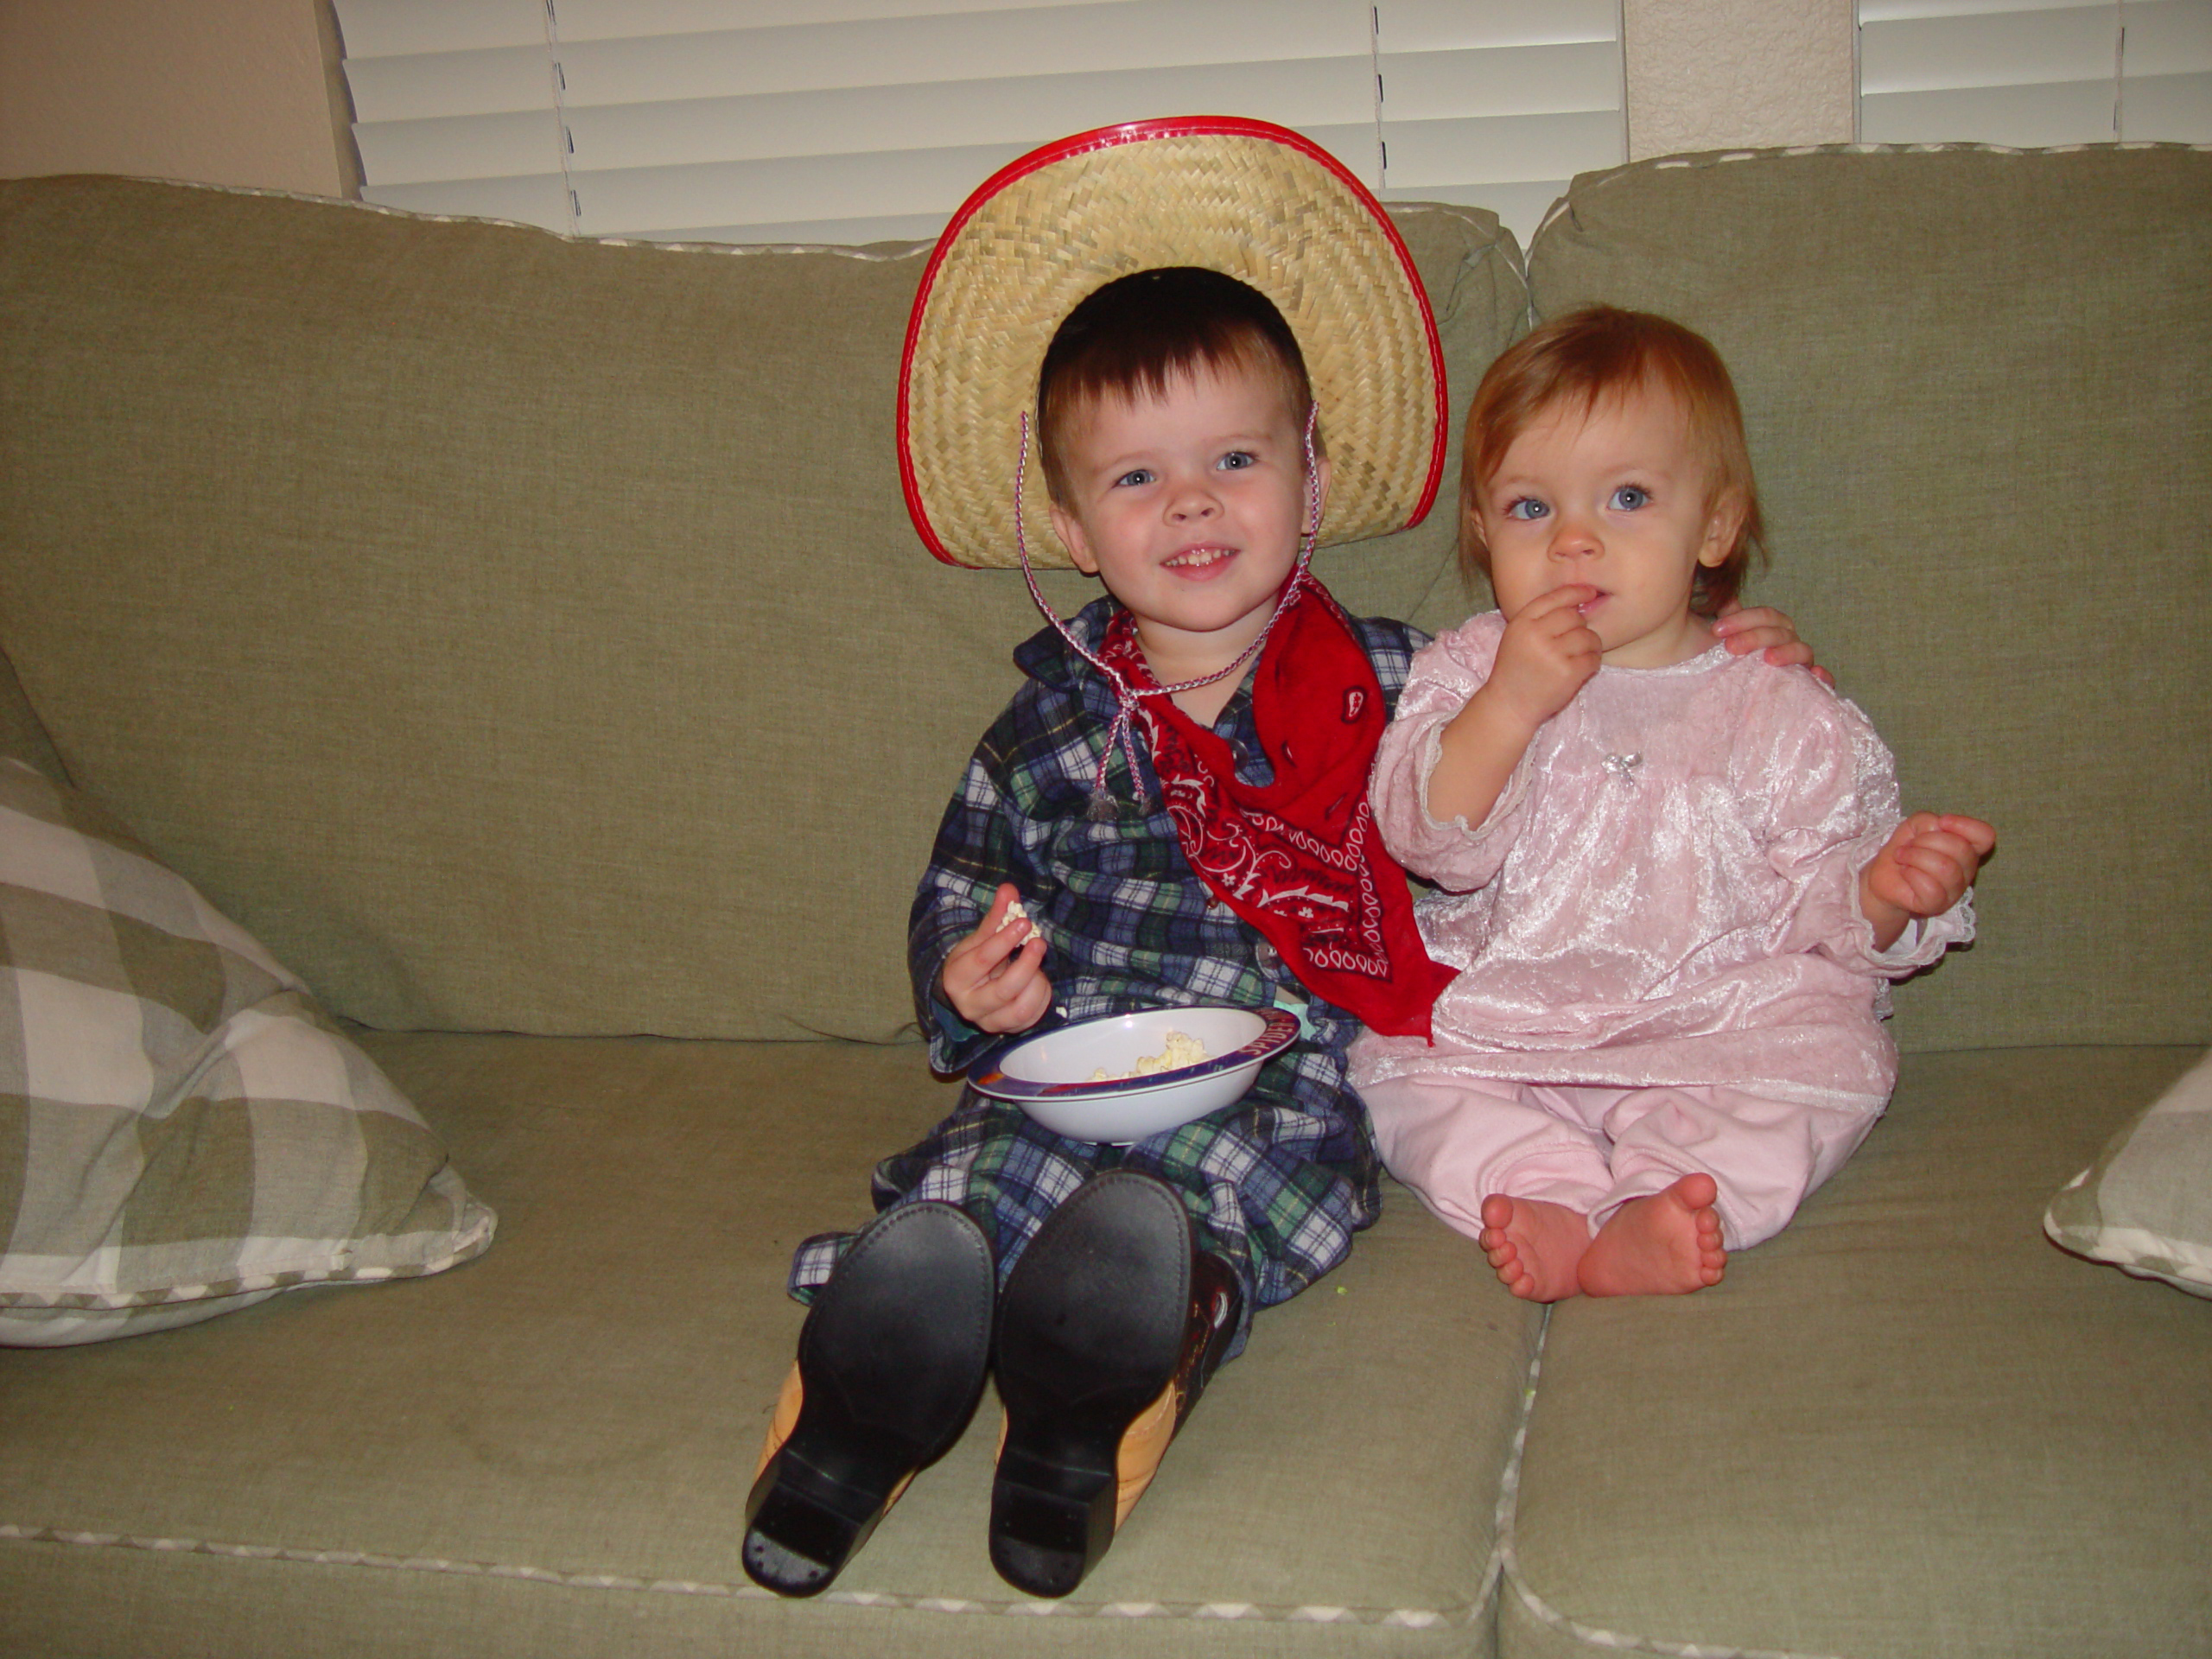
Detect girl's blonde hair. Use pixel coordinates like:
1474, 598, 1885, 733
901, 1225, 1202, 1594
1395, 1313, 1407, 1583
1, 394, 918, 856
1460, 306, 1765, 615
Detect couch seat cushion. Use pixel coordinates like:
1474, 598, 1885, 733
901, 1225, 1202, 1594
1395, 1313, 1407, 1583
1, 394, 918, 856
1497, 1046, 2212, 1659
0, 1033, 1541, 1658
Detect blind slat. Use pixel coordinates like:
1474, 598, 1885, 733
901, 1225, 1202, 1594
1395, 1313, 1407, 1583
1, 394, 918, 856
1860, 0, 2105, 20
1372, 0, 1617, 52
1382, 110, 1624, 188
346, 47, 548, 125
357, 110, 561, 188
1861, 8, 2120, 93
1380, 41, 1621, 122
2128, 1, 2212, 75
1860, 79, 2121, 143
2125, 68, 2212, 139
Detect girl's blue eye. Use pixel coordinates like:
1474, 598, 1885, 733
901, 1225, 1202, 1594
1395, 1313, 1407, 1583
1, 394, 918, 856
1611, 485, 1649, 511
1503, 498, 1548, 522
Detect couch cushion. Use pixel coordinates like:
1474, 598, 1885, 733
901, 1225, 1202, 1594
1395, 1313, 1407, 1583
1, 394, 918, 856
0, 1031, 1542, 1657
0, 177, 1522, 1042
0, 761, 493, 1344
1523, 144, 2212, 1054
1495, 1046, 2212, 1659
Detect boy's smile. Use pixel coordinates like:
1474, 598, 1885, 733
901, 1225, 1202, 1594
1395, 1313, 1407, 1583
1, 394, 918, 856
1049, 362, 1329, 689
1474, 380, 1740, 670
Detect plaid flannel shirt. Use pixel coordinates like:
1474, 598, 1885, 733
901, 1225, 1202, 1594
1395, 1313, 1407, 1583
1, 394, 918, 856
792, 594, 1427, 1338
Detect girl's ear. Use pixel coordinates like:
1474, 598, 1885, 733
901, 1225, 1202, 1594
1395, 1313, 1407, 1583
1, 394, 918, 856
1699, 487, 1748, 569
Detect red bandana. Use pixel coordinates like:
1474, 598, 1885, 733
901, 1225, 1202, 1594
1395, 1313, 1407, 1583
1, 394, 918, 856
1096, 581, 1453, 1039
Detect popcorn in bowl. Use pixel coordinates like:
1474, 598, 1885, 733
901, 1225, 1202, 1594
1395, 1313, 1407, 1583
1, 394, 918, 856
1090, 1029, 1209, 1083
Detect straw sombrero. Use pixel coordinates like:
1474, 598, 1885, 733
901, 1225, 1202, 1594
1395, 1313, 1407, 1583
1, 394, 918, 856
898, 116, 1447, 570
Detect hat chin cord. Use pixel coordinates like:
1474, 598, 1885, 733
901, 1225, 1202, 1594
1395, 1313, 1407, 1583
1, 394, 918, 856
1014, 404, 1324, 821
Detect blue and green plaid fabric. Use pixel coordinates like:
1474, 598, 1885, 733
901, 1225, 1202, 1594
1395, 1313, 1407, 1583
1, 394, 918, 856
791, 595, 1425, 1353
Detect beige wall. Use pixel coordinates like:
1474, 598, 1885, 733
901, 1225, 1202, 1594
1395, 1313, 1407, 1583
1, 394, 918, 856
0, 0, 354, 196
1624, 0, 1858, 157
0, 0, 1858, 200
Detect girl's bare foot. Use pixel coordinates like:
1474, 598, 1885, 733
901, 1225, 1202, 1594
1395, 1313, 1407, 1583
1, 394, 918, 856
1478, 1194, 1590, 1302
1578, 1173, 1727, 1297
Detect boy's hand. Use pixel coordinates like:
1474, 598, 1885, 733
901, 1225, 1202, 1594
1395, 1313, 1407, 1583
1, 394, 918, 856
1487, 585, 1604, 732
1859, 813, 1995, 950
1713, 601, 1834, 688
939, 882, 1052, 1035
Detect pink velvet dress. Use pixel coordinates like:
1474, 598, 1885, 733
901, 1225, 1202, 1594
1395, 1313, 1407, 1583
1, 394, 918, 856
1349, 613, 1975, 1247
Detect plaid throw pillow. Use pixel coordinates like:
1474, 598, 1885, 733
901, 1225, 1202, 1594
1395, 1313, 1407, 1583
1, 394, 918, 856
0, 760, 494, 1344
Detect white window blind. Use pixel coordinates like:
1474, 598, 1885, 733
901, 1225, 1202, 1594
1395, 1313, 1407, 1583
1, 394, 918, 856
334, 0, 1624, 249
1859, 0, 2212, 145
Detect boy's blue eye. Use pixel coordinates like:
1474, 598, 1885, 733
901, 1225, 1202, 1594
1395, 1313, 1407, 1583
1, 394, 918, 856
1611, 486, 1649, 511
1114, 467, 1154, 488
1218, 450, 1255, 471
1503, 498, 1548, 522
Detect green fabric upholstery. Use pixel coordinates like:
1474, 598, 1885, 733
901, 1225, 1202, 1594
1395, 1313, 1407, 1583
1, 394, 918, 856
1523, 144, 2211, 1054
1497, 1046, 2212, 1659
0, 146, 2205, 1656
0, 178, 1522, 1043
0, 1030, 1541, 1657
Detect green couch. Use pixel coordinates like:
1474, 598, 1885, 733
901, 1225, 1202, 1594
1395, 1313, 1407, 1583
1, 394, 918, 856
0, 144, 2205, 1657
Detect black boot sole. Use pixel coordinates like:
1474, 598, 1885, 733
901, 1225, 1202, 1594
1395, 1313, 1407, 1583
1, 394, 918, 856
990, 1172, 1192, 1599
743, 1201, 994, 1597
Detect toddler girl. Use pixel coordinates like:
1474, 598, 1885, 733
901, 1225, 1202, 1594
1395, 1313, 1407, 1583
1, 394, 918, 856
1349, 305, 1993, 1302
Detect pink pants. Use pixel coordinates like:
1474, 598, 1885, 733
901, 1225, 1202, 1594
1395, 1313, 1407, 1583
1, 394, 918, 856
1360, 1074, 1879, 1251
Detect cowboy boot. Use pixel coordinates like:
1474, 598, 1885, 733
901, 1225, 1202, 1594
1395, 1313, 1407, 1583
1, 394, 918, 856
988, 1170, 1243, 1598
742, 1199, 994, 1597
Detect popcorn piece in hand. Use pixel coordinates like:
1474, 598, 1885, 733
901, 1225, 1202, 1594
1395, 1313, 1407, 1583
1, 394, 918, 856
995, 897, 1040, 946
1090, 1029, 1209, 1083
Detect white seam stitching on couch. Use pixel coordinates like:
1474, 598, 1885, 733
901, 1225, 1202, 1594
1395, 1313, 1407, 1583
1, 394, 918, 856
1632, 140, 2209, 180
0, 1525, 1480, 1627
1474, 1300, 1552, 1624
1492, 1310, 1853, 1659
91, 177, 932, 262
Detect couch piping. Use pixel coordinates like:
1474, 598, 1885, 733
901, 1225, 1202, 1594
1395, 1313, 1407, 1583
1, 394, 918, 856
1528, 139, 2212, 247
72, 175, 935, 263
1491, 1313, 1853, 1659
0, 1522, 1491, 1630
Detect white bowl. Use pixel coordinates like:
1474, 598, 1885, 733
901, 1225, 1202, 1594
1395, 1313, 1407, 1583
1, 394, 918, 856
970, 1006, 1300, 1145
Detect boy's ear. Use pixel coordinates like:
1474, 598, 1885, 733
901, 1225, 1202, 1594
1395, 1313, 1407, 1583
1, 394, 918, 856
1310, 453, 1334, 524
1699, 488, 1747, 569
1048, 502, 1102, 576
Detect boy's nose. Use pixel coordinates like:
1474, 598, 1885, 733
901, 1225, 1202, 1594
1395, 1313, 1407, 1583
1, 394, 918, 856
1167, 482, 1221, 520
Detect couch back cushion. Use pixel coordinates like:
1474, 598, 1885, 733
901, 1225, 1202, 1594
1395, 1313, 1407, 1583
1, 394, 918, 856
0, 178, 1524, 1039
1525, 145, 2210, 1053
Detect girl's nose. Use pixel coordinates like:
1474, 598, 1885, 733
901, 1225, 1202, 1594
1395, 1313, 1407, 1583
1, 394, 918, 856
1547, 514, 1599, 558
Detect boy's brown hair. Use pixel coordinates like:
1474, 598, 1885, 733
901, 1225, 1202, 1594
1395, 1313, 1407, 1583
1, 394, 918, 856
1036, 267, 1321, 507
1460, 305, 1765, 615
